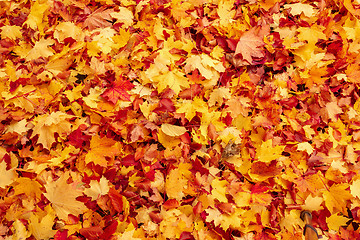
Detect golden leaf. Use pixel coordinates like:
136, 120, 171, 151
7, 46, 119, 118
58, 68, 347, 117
44, 172, 86, 220
323, 183, 353, 214
85, 135, 121, 167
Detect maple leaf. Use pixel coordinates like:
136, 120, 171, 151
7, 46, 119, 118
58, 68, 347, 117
12, 220, 31, 240
0, 25, 22, 40
44, 172, 86, 220
350, 179, 360, 199
165, 163, 192, 201
110, 7, 134, 28
83, 7, 114, 30
31, 111, 73, 149
13, 177, 43, 199
161, 123, 187, 137
23, 1, 49, 31
85, 135, 121, 167
152, 70, 190, 94
25, 38, 55, 61
28, 206, 57, 240
256, 139, 284, 163
235, 28, 265, 64
323, 183, 353, 214
211, 178, 228, 203
302, 194, 324, 212
84, 176, 110, 201
326, 214, 350, 231
0, 160, 16, 189
102, 79, 134, 104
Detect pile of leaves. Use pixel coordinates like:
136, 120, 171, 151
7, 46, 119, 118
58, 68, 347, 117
1, 0, 360, 239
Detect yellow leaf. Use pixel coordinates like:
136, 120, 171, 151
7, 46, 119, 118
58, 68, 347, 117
152, 70, 190, 94
330, 160, 347, 174
13, 177, 42, 199
5, 119, 30, 135
54, 22, 84, 42
110, 7, 134, 28
217, 0, 236, 26
184, 54, 225, 80
85, 135, 121, 167
233, 114, 252, 131
28, 206, 56, 240
211, 178, 228, 202
297, 25, 326, 46
165, 163, 192, 201
350, 179, 360, 199
234, 191, 251, 207
161, 124, 186, 137
323, 183, 353, 213
84, 176, 110, 200
283, 3, 317, 17
303, 195, 324, 212
205, 208, 222, 226
297, 142, 314, 155
0, 161, 16, 189
12, 220, 31, 240
112, 29, 131, 49
280, 209, 302, 232
46, 57, 74, 75
208, 87, 231, 107
326, 102, 342, 121
23, 1, 49, 31
92, 28, 117, 54
0, 25, 22, 40
82, 87, 102, 109
26, 38, 55, 61
44, 172, 86, 220
326, 214, 349, 231
257, 139, 285, 163
31, 111, 73, 149
176, 97, 208, 121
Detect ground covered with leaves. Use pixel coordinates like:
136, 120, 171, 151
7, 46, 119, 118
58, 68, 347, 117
1, 0, 360, 239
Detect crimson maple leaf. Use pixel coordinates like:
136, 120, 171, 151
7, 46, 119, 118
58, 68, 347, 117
102, 79, 134, 103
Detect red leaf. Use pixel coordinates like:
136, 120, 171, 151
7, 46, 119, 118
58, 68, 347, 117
163, 199, 179, 210
102, 80, 134, 104
101, 220, 118, 239
108, 188, 123, 213
79, 226, 104, 240
54, 230, 68, 240
149, 211, 163, 223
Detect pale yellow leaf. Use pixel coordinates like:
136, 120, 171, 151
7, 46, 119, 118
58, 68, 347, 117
283, 3, 317, 17
54, 22, 84, 42
161, 124, 186, 137
26, 38, 55, 61
84, 176, 110, 200
350, 179, 360, 199
303, 195, 324, 211
44, 172, 86, 220
0, 161, 16, 189
12, 220, 31, 240
110, 7, 134, 28
0, 25, 22, 40
326, 102, 343, 121
297, 142, 314, 155
5, 119, 30, 134
208, 87, 231, 107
